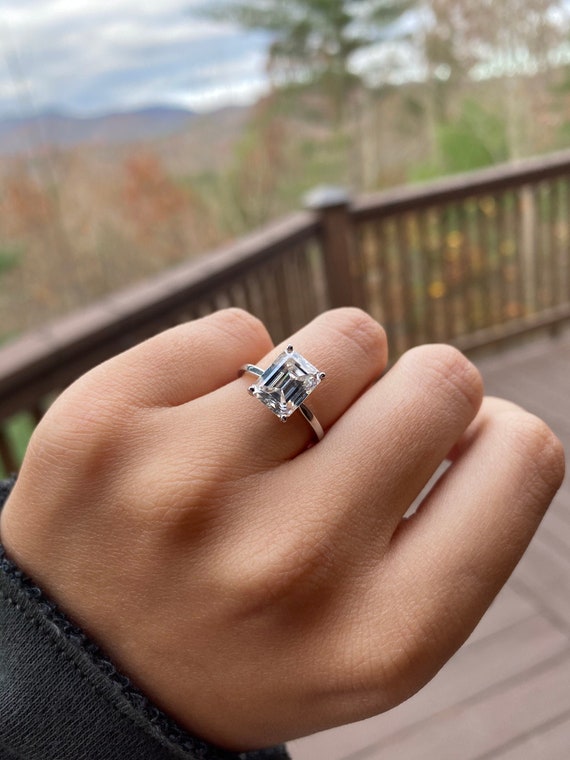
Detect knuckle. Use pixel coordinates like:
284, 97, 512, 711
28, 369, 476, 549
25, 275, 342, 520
322, 308, 387, 364
403, 344, 483, 414
221, 528, 337, 615
210, 307, 272, 350
331, 608, 421, 713
500, 410, 566, 496
26, 374, 133, 474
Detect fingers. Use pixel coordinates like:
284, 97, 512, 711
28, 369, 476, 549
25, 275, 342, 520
377, 397, 565, 697
292, 344, 484, 534
198, 308, 389, 464
79, 309, 274, 408
211, 343, 483, 589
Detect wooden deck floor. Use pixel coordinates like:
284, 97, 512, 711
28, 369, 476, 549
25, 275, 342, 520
290, 334, 570, 760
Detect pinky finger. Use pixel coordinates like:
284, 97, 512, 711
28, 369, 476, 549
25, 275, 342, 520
380, 397, 565, 694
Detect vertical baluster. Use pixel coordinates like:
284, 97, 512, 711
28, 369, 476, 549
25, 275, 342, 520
382, 218, 404, 355
548, 179, 562, 308
373, 220, 391, 335
195, 299, 216, 318
395, 213, 418, 351
519, 184, 538, 316
226, 280, 249, 313
561, 179, 570, 306
291, 247, 308, 330
477, 195, 496, 329
212, 290, 231, 311
273, 257, 294, 339
511, 186, 527, 320
442, 203, 464, 340
492, 192, 510, 326
260, 263, 283, 341
291, 245, 310, 327
242, 270, 264, 320
558, 177, 568, 307
357, 223, 379, 322
499, 190, 521, 323
558, 177, 569, 307
464, 197, 482, 331
308, 238, 329, 316
419, 209, 438, 344
352, 223, 368, 317
429, 206, 448, 342
533, 184, 544, 314
407, 213, 425, 344
294, 243, 318, 328
490, 193, 504, 327
454, 201, 475, 336
351, 221, 368, 313
535, 182, 550, 311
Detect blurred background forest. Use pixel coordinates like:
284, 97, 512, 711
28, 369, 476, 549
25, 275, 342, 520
2, 0, 570, 342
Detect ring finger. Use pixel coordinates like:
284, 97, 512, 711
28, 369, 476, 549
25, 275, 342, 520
177, 308, 389, 472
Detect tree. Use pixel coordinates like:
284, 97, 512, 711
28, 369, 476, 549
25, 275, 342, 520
203, 0, 416, 124
420, 0, 570, 157
422, 0, 568, 77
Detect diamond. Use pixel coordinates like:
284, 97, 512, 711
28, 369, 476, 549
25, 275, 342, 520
250, 346, 324, 421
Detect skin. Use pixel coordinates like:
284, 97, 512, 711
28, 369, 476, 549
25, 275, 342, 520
0, 307, 565, 751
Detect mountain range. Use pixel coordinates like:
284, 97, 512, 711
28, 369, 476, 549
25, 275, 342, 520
0, 106, 198, 155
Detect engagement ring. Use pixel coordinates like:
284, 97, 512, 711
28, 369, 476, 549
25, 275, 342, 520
239, 346, 325, 441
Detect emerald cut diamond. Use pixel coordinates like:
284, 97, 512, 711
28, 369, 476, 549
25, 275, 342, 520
249, 346, 325, 422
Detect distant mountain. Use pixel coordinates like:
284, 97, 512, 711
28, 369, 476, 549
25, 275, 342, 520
0, 106, 197, 155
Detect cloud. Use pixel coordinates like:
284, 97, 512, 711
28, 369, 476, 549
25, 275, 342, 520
0, 0, 270, 116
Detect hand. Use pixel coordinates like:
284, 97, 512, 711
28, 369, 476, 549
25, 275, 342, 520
1, 308, 565, 750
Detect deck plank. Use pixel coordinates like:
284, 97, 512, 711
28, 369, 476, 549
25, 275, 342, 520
511, 536, 570, 632
290, 616, 568, 760
352, 653, 570, 760
490, 714, 570, 760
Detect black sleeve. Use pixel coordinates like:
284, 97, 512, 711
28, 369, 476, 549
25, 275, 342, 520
0, 478, 290, 760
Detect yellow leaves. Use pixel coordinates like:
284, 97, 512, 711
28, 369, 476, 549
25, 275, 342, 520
428, 281, 447, 299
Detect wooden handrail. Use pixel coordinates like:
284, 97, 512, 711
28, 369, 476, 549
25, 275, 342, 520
0, 211, 319, 419
353, 149, 570, 219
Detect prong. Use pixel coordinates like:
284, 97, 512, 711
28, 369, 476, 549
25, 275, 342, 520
280, 415, 288, 423
248, 386, 256, 395
319, 372, 326, 381
286, 345, 294, 353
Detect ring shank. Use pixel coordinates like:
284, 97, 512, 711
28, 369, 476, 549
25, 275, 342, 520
239, 365, 324, 441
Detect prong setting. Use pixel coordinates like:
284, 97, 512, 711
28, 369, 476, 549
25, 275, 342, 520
247, 348, 325, 421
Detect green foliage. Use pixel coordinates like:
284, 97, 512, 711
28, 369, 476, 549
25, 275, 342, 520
0, 413, 35, 477
410, 99, 508, 181
557, 120, 570, 147
187, 107, 350, 237
0, 245, 22, 275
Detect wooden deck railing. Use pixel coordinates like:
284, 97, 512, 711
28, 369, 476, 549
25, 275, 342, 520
2, 151, 570, 473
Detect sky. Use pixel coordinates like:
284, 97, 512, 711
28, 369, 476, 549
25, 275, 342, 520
0, 0, 272, 118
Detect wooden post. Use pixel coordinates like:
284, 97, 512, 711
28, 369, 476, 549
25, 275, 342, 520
305, 186, 359, 309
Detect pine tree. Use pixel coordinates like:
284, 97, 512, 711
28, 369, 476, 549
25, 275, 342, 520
203, 0, 416, 123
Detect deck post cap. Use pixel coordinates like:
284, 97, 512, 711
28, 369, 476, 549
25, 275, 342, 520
303, 185, 352, 211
